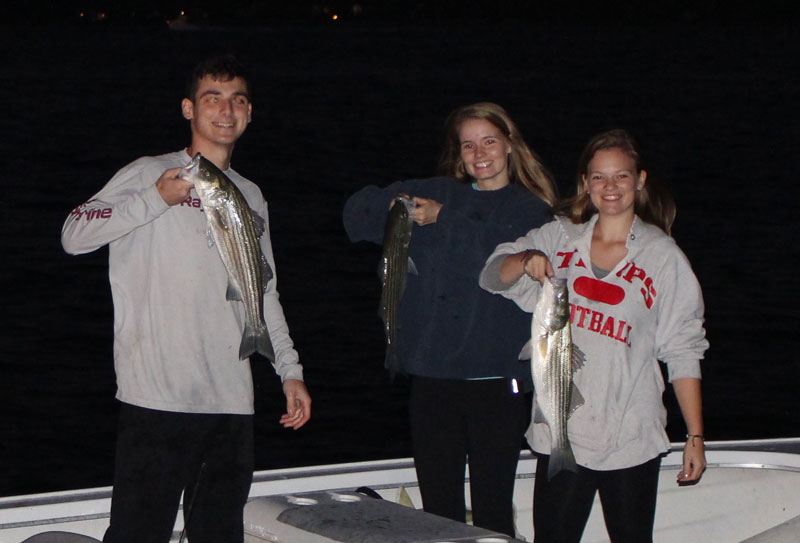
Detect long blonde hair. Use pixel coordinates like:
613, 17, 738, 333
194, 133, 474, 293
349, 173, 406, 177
556, 129, 676, 234
438, 102, 556, 206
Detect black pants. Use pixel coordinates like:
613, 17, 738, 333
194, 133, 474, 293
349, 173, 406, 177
409, 376, 527, 537
103, 404, 254, 543
533, 453, 662, 543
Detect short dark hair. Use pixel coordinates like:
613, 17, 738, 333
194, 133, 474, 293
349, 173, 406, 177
186, 54, 251, 102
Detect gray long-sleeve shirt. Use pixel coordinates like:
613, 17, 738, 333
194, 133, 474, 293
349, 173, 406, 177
62, 150, 302, 414
481, 215, 708, 470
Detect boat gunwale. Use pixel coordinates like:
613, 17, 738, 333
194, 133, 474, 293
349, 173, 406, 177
3, 438, 800, 534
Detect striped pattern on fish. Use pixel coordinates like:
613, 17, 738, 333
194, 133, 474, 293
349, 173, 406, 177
531, 276, 584, 480
379, 196, 415, 379
180, 153, 275, 362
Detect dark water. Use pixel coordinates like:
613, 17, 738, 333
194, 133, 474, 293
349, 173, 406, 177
1, 21, 798, 497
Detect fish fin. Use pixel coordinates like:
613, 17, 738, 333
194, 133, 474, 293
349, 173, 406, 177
257, 329, 275, 363
536, 335, 549, 360
518, 339, 532, 360
384, 343, 405, 382
571, 344, 586, 373
250, 209, 266, 238
547, 443, 578, 480
239, 324, 274, 362
532, 396, 547, 424
569, 384, 584, 417
261, 254, 274, 288
239, 326, 256, 360
206, 228, 216, 248
407, 257, 418, 275
226, 281, 243, 301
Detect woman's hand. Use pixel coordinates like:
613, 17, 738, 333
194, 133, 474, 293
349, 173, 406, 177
411, 196, 442, 226
498, 250, 553, 285
521, 250, 554, 283
678, 435, 706, 484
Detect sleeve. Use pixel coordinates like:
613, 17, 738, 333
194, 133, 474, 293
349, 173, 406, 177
654, 244, 709, 381
430, 191, 551, 278
479, 220, 561, 312
256, 198, 304, 382
61, 159, 170, 255
342, 181, 406, 245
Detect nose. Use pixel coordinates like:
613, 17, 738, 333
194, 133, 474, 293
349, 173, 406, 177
601, 176, 619, 189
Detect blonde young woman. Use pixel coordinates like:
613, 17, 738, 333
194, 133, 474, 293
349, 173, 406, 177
344, 103, 555, 536
480, 129, 707, 542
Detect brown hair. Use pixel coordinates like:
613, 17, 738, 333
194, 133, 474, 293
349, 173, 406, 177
438, 102, 556, 206
556, 129, 676, 234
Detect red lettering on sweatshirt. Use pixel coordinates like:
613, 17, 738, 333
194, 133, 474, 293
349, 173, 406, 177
69, 200, 113, 222
569, 302, 631, 346
556, 249, 586, 269
180, 196, 202, 209
617, 261, 657, 309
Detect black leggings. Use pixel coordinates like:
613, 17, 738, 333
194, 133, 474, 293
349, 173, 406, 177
409, 376, 527, 537
533, 453, 661, 543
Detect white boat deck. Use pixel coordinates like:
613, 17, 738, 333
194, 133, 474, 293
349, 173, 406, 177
2, 438, 799, 543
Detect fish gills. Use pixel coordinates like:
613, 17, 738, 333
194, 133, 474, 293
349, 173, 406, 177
379, 196, 415, 378
532, 276, 581, 480
180, 153, 275, 362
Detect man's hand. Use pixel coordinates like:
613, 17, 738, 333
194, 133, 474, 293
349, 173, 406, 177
279, 379, 311, 430
156, 167, 194, 206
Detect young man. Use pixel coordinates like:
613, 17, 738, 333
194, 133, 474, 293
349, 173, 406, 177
61, 55, 311, 543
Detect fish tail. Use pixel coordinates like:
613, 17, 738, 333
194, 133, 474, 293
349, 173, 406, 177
384, 343, 403, 382
239, 324, 275, 362
547, 442, 578, 481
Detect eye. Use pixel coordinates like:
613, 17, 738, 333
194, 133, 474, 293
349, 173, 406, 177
461, 143, 474, 150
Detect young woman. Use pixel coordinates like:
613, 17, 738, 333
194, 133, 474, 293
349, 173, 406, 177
343, 102, 555, 536
479, 129, 708, 542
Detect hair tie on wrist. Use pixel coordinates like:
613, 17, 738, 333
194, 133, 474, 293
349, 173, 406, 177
686, 434, 704, 446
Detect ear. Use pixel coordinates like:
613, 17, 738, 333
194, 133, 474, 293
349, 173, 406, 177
637, 170, 647, 190
582, 174, 589, 192
181, 98, 194, 120
247, 102, 253, 124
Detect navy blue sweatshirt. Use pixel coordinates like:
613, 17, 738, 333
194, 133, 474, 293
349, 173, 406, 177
343, 177, 551, 386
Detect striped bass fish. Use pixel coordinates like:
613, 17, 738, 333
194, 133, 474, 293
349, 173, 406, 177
180, 153, 275, 362
530, 276, 584, 480
379, 195, 416, 379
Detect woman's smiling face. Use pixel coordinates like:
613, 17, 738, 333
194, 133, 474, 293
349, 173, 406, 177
583, 147, 646, 218
458, 118, 512, 190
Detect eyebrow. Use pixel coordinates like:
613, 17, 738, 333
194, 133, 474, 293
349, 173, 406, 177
460, 134, 501, 144
198, 89, 250, 100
